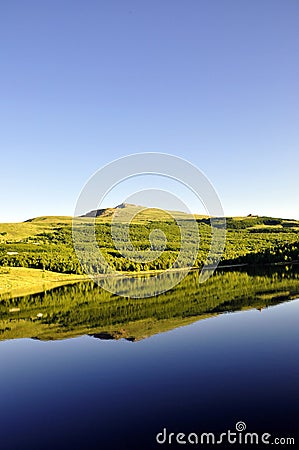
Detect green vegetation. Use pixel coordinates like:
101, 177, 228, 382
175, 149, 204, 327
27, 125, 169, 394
1, 265, 299, 341
0, 205, 298, 279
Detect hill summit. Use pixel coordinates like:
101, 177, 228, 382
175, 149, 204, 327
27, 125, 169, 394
81, 203, 137, 218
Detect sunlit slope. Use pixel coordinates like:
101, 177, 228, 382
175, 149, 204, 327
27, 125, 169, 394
0, 203, 299, 285
0, 216, 73, 243
1, 203, 298, 244
81, 203, 208, 223
0, 204, 204, 243
0, 267, 87, 299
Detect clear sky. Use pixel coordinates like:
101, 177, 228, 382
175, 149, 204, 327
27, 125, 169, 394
0, 0, 298, 221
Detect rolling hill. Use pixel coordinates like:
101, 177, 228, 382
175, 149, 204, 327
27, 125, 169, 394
0, 203, 299, 298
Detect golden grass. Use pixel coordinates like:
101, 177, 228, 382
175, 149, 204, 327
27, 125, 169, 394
0, 217, 72, 243
0, 267, 87, 299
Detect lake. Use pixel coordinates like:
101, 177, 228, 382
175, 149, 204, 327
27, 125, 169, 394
0, 265, 298, 449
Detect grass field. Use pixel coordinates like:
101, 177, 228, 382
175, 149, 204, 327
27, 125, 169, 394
0, 267, 88, 299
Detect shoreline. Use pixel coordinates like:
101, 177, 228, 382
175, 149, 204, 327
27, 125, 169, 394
0, 260, 298, 300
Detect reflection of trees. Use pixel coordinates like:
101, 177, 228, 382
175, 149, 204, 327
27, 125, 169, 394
1, 265, 299, 341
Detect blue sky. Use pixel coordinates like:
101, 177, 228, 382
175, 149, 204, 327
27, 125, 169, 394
0, 0, 298, 221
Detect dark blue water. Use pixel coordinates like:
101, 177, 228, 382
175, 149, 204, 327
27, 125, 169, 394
0, 298, 298, 449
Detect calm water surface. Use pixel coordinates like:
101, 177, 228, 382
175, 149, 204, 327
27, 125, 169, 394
0, 267, 299, 449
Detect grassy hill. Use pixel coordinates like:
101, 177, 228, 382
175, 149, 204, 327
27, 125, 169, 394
0, 204, 299, 297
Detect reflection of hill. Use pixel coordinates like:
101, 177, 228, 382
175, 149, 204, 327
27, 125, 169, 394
0, 265, 299, 342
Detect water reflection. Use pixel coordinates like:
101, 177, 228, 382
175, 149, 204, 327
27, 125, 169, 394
1, 264, 299, 342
